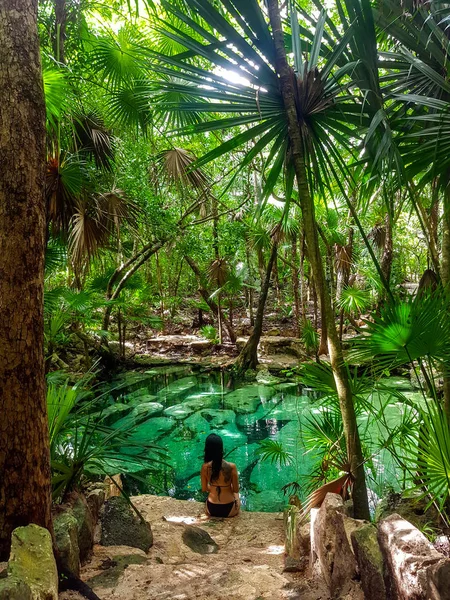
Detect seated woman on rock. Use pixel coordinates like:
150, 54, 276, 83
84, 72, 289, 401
201, 433, 240, 518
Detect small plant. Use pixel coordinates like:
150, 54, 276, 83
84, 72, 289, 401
338, 286, 371, 316
48, 370, 168, 501
200, 325, 219, 344
301, 319, 319, 355
256, 439, 294, 466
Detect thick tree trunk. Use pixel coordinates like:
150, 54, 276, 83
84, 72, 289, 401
0, 0, 52, 558
267, 0, 369, 519
235, 241, 278, 372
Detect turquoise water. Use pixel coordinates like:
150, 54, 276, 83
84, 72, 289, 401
105, 366, 416, 512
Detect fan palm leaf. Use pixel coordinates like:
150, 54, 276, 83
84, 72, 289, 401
149, 0, 367, 200
351, 291, 450, 373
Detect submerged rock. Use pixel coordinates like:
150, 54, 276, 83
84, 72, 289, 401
200, 409, 236, 428
182, 525, 218, 554
101, 402, 133, 425
101, 497, 153, 552
164, 404, 195, 419
130, 401, 164, 419
0, 525, 58, 600
158, 376, 198, 400
224, 385, 274, 414
131, 416, 176, 441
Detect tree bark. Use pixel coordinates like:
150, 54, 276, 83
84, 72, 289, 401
54, 0, 67, 63
0, 0, 52, 558
267, 0, 370, 519
292, 234, 301, 337
235, 241, 278, 372
380, 211, 393, 296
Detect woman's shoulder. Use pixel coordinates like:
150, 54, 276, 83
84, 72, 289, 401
224, 461, 237, 470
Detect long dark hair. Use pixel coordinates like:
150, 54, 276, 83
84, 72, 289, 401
204, 433, 223, 482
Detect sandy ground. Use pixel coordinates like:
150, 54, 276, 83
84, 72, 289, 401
61, 495, 308, 600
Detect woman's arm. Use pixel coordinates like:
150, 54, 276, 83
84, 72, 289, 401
201, 463, 209, 493
231, 463, 239, 493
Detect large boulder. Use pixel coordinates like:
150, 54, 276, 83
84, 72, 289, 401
351, 523, 386, 600
53, 510, 80, 576
101, 496, 153, 552
0, 525, 58, 600
378, 513, 444, 600
182, 525, 218, 555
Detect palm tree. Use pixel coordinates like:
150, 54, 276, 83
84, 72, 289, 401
373, 0, 450, 419
150, 0, 371, 518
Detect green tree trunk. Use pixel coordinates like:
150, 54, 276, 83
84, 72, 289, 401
267, 0, 370, 520
440, 185, 450, 423
292, 234, 301, 337
0, 0, 52, 558
235, 241, 278, 372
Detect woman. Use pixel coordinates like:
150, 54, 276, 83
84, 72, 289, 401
201, 433, 240, 518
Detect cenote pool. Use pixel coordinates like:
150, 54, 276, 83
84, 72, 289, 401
103, 365, 420, 512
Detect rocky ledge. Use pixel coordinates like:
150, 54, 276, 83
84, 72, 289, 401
68, 495, 298, 600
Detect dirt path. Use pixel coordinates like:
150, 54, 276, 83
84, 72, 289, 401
74, 495, 309, 600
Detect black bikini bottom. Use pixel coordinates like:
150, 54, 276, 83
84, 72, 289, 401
207, 499, 235, 518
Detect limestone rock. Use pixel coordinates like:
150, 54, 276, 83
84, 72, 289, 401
259, 336, 303, 358
311, 493, 345, 588
378, 513, 444, 600
53, 510, 80, 576
256, 369, 281, 385
101, 402, 133, 425
86, 487, 106, 525
0, 577, 33, 599
70, 492, 95, 563
332, 514, 367, 596
351, 523, 386, 600
182, 525, 218, 555
0, 525, 58, 600
427, 558, 450, 600
101, 496, 153, 552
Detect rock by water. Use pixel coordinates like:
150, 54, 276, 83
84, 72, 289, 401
101, 497, 153, 552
